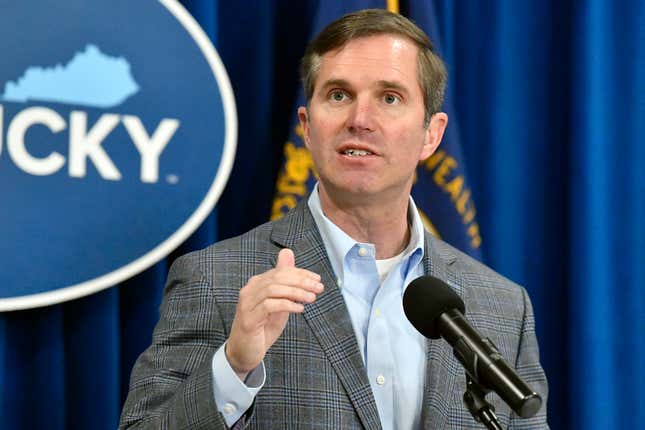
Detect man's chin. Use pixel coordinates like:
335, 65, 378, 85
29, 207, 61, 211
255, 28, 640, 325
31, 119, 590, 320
320, 180, 392, 203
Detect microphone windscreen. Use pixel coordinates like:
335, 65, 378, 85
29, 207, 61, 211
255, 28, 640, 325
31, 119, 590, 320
403, 276, 466, 339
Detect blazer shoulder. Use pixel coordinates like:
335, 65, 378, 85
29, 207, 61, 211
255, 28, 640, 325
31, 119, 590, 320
426, 234, 530, 325
180, 201, 315, 270
427, 233, 523, 291
168, 220, 283, 291
184, 220, 278, 262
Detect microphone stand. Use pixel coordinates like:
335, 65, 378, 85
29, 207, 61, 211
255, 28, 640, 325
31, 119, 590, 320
463, 375, 504, 430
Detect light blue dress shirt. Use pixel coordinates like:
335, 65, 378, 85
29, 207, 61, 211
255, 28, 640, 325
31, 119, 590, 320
212, 185, 427, 429
308, 186, 427, 430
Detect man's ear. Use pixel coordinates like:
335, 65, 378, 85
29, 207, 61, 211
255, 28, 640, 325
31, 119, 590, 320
420, 112, 448, 160
297, 106, 310, 149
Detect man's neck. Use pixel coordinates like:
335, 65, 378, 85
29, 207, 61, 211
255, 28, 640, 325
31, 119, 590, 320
317, 185, 411, 259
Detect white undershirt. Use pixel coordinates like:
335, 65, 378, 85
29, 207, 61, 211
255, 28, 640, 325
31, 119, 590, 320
375, 252, 405, 284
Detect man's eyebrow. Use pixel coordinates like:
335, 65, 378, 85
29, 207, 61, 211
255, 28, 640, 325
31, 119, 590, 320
376, 80, 410, 94
317, 78, 410, 94
318, 78, 351, 91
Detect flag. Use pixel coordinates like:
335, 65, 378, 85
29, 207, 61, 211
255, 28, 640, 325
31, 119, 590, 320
272, 0, 482, 260
404, 1, 482, 258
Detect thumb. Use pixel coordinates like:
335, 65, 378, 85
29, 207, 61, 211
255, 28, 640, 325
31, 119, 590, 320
276, 248, 295, 269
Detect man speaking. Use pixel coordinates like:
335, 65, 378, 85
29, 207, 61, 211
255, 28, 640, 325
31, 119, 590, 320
120, 9, 548, 429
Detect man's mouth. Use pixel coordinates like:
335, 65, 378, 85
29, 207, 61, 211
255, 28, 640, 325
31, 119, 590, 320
343, 149, 373, 157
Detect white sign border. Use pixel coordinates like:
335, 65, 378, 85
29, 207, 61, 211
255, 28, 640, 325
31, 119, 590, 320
0, 0, 237, 311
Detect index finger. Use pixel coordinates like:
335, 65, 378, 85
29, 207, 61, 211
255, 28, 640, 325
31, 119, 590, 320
270, 266, 323, 289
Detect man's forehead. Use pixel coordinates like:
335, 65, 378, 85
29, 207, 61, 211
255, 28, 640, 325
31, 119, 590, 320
314, 34, 421, 91
322, 33, 418, 60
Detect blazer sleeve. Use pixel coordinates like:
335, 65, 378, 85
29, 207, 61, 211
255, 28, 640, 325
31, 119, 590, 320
508, 286, 550, 429
119, 252, 231, 430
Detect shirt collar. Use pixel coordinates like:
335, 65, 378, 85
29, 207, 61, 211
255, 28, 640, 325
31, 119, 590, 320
307, 183, 425, 283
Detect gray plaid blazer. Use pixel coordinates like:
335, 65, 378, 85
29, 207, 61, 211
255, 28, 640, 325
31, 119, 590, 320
120, 201, 548, 429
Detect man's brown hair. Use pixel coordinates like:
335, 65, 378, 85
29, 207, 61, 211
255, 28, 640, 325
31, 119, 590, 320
301, 8, 447, 126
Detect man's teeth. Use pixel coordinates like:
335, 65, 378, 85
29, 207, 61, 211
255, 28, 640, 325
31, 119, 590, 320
344, 149, 372, 157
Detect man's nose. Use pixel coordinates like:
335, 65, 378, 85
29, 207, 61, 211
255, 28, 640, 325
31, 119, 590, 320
346, 96, 375, 133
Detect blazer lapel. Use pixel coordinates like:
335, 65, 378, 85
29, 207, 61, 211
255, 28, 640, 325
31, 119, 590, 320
270, 203, 383, 430
419, 233, 464, 429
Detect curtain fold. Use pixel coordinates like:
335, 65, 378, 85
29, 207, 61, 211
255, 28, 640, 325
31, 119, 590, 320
569, 1, 645, 428
2, 306, 66, 428
64, 289, 120, 428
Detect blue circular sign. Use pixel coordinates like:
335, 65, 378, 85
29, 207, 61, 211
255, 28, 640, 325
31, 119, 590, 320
0, 0, 236, 310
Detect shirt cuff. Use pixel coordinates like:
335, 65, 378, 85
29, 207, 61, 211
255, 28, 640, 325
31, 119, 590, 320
211, 341, 266, 427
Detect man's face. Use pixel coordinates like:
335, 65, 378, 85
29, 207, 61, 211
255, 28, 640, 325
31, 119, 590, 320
298, 34, 446, 203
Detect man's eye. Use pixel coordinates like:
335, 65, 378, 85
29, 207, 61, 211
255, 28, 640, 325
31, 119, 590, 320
383, 94, 400, 104
330, 91, 347, 102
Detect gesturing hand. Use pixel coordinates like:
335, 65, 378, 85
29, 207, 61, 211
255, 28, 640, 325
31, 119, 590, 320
225, 248, 324, 379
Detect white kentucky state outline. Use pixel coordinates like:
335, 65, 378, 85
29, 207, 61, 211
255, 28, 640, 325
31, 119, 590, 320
1, 44, 139, 108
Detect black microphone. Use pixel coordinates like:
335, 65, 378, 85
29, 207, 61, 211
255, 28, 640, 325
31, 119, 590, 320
403, 276, 542, 419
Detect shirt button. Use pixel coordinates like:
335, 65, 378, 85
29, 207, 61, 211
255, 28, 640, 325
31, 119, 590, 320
376, 374, 386, 385
223, 403, 236, 415
337, 278, 342, 287
374, 308, 382, 317
358, 247, 369, 257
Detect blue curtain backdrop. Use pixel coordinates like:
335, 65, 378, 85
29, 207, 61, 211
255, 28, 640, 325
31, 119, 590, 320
1, 1, 643, 429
